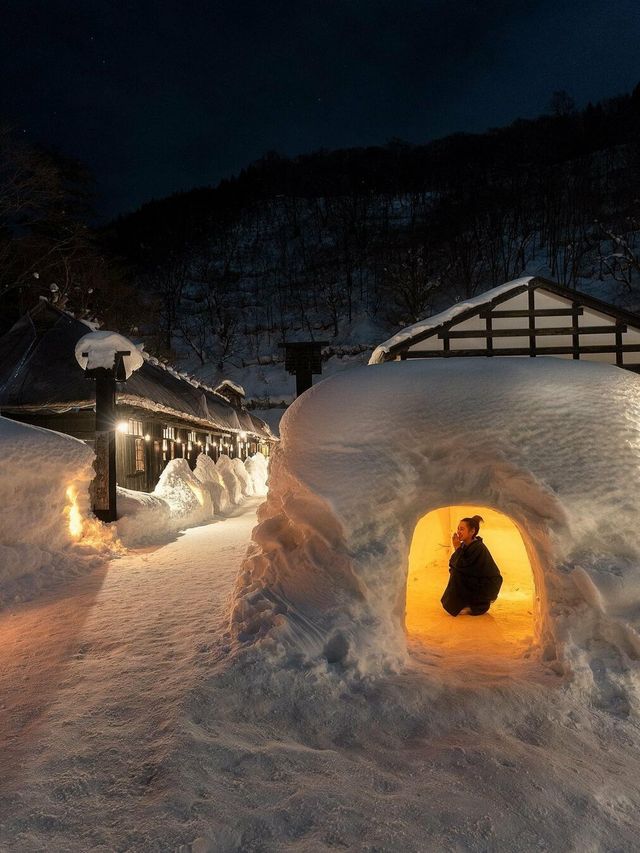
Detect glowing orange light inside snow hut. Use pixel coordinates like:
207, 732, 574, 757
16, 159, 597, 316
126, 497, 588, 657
405, 505, 536, 658
65, 485, 84, 539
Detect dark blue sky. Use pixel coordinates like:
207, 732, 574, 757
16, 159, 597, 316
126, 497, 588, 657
2, 0, 639, 219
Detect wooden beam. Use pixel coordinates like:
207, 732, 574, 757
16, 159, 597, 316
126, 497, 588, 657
442, 324, 625, 339
572, 302, 580, 360
404, 344, 640, 358
529, 287, 536, 357
616, 323, 624, 367
479, 308, 584, 318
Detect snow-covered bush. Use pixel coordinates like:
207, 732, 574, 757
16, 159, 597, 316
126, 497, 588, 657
116, 459, 213, 546
245, 452, 269, 496
194, 453, 230, 513
115, 487, 173, 546
0, 416, 107, 605
216, 454, 244, 504
154, 458, 213, 519
230, 456, 254, 497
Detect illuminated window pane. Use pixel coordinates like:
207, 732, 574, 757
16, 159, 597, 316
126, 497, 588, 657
135, 438, 145, 472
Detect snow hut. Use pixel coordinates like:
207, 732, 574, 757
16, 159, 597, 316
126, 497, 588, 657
370, 276, 640, 372
232, 356, 640, 677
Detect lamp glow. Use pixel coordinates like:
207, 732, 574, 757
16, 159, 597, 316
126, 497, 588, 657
65, 486, 83, 538
117, 421, 128, 433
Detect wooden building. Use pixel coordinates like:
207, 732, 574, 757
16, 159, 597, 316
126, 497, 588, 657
370, 276, 640, 372
0, 301, 275, 493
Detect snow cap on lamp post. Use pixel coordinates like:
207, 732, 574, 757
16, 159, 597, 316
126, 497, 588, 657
75, 331, 144, 379
75, 331, 144, 523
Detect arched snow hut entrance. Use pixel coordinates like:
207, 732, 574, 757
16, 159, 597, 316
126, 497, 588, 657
405, 505, 535, 658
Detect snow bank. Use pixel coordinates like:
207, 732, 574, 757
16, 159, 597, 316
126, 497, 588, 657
115, 454, 265, 546
115, 459, 212, 546
230, 455, 254, 497
74, 330, 144, 379
215, 454, 244, 505
231, 358, 640, 696
0, 416, 109, 605
245, 451, 269, 496
193, 453, 230, 514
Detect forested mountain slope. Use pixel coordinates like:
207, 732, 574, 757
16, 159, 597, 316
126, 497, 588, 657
4, 88, 640, 418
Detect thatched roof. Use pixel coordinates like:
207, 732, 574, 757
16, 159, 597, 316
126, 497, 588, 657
0, 301, 274, 440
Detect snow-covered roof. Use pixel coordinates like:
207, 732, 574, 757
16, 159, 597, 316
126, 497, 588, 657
368, 275, 640, 365
0, 302, 274, 440
215, 379, 246, 398
369, 277, 534, 364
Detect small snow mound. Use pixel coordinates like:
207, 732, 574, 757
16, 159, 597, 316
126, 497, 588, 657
115, 487, 173, 547
230, 456, 254, 497
245, 452, 269, 496
216, 455, 244, 505
155, 458, 213, 519
193, 454, 230, 514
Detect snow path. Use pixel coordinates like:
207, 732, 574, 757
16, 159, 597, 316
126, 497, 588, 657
0, 499, 262, 851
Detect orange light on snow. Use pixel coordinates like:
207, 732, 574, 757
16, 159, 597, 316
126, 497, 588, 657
405, 505, 535, 659
188, 482, 205, 506
65, 486, 84, 539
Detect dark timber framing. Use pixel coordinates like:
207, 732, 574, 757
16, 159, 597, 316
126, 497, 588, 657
379, 277, 640, 373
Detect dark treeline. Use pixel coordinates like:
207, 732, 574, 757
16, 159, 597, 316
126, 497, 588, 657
3, 86, 640, 369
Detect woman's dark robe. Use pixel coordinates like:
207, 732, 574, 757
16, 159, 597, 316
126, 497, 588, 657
441, 536, 503, 616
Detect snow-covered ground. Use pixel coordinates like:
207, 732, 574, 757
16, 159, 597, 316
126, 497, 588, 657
2, 495, 640, 851
0, 499, 264, 852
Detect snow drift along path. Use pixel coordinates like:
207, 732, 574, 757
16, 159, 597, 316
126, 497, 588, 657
0, 499, 262, 852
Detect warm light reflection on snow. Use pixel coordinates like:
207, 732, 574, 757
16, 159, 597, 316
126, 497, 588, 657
64, 485, 122, 551
188, 483, 205, 506
405, 505, 535, 659
65, 486, 83, 539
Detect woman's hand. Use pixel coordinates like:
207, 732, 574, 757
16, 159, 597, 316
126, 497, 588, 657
452, 531, 460, 549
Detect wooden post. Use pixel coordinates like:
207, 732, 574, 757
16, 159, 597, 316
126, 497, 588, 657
279, 341, 329, 398
92, 369, 117, 522
84, 350, 130, 523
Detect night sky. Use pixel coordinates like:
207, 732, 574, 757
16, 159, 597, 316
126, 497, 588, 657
2, 0, 640, 220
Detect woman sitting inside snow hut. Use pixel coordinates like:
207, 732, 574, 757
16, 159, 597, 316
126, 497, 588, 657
441, 515, 503, 616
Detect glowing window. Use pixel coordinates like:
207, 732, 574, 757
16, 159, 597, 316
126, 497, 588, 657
134, 438, 145, 472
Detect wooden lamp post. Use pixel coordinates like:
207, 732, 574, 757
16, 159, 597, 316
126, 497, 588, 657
82, 349, 130, 523
278, 341, 329, 397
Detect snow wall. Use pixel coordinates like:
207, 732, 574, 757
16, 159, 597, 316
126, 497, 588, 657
232, 358, 640, 682
0, 416, 103, 604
